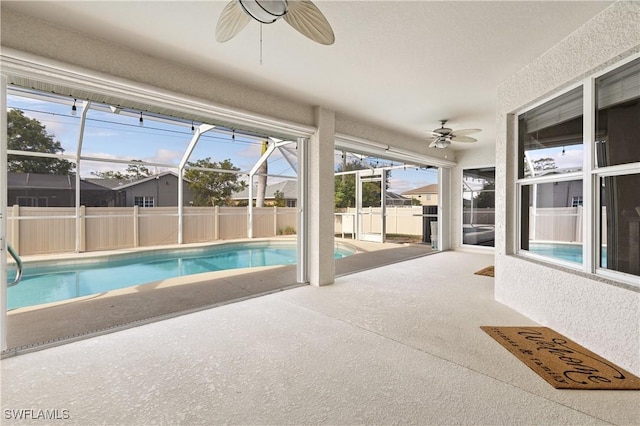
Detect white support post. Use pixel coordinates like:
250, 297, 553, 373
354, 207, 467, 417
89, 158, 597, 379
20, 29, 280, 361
247, 141, 292, 239
75, 101, 90, 253
296, 137, 308, 284
178, 124, 213, 244
438, 167, 452, 251
583, 78, 595, 273
308, 107, 335, 286
381, 170, 387, 242
248, 175, 254, 238
1, 74, 8, 350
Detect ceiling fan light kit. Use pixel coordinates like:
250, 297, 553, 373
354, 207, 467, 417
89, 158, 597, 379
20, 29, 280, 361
238, 0, 288, 24
427, 120, 481, 148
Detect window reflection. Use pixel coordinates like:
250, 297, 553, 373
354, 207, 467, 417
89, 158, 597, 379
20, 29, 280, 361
596, 58, 640, 167
518, 87, 583, 179
462, 167, 495, 247
521, 180, 583, 264
600, 175, 640, 276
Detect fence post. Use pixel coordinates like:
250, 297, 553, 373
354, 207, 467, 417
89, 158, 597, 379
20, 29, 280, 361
214, 205, 220, 240
133, 205, 139, 247
11, 205, 19, 255
575, 205, 583, 243
79, 205, 86, 252
274, 206, 278, 236
393, 206, 398, 235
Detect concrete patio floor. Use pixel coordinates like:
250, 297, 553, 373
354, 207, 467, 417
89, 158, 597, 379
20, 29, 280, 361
2, 250, 639, 425
3, 239, 433, 352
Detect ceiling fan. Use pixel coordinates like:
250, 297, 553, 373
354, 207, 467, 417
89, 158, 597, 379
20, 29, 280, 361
215, 0, 335, 45
427, 120, 481, 148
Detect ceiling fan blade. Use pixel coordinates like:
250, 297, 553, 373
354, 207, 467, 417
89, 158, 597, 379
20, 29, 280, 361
425, 131, 443, 137
451, 135, 477, 143
216, 0, 251, 42
283, 0, 335, 45
428, 140, 438, 148
451, 128, 481, 136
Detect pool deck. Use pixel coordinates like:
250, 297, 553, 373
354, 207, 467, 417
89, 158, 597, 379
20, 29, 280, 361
3, 238, 434, 353
3, 250, 638, 425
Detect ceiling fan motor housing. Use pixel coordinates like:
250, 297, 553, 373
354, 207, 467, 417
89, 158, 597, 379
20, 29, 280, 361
238, 0, 288, 24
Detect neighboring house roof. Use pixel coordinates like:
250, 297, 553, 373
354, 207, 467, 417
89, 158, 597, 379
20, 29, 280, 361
232, 180, 297, 200
402, 184, 438, 196
8, 172, 111, 191
386, 192, 411, 202
85, 171, 188, 191
84, 177, 132, 189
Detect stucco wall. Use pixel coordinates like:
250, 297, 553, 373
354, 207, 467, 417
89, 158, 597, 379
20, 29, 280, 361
495, 1, 640, 374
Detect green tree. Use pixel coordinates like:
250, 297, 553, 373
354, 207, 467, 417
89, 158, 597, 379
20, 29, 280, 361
532, 157, 557, 171
184, 158, 247, 206
91, 159, 152, 181
125, 160, 152, 180
91, 170, 128, 180
474, 182, 495, 208
334, 159, 389, 209
273, 190, 286, 207
7, 109, 75, 175
334, 159, 360, 209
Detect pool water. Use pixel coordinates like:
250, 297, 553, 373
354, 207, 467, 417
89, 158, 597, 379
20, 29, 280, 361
527, 243, 607, 266
7, 243, 354, 310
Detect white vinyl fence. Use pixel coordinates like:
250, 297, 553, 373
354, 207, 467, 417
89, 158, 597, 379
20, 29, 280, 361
7, 205, 297, 256
530, 205, 606, 243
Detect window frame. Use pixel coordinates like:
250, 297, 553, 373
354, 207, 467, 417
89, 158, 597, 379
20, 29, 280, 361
134, 196, 155, 208
515, 54, 640, 287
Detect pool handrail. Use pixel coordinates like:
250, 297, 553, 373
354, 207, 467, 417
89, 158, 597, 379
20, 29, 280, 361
7, 243, 23, 287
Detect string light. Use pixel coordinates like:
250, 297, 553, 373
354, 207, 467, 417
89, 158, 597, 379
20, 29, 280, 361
71, 99, 77, 116
139, 112, 144, 126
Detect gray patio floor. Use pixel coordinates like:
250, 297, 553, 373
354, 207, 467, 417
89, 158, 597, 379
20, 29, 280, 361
2, 250, 638, 425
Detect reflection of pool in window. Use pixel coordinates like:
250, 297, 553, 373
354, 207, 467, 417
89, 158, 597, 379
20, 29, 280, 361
527, 242, 607, 266
462, 226, 495, 246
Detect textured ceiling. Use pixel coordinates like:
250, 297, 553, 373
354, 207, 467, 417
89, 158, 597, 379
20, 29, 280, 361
2, 1, 613, 152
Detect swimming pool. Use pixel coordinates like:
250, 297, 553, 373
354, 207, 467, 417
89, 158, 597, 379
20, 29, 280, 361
7, 242, 355, 310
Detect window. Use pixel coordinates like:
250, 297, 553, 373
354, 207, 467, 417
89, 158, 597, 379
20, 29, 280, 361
16, 196, 34, 207
462, 167, 495, 247
517, 56, 640, 283
571, 196, 583, 207
521, 181, 583, 264
595, 58, 640, 277
134, 196, 154, 207
519, 87, 583, 179
518, 88, 584, 265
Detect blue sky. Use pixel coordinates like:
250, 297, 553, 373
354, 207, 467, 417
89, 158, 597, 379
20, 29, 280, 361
7, 91, 437, 193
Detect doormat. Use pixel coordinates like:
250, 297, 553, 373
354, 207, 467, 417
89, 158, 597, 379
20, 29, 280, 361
474, 266, 494, 277
481, 326, 640, 390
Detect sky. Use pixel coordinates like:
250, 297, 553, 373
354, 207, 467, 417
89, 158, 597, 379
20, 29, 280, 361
7, 89, 439, 194
7, 87, 586, 196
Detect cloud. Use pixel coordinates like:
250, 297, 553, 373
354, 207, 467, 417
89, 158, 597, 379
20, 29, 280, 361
554, 148, 583, 170
146, 148, 182, 165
